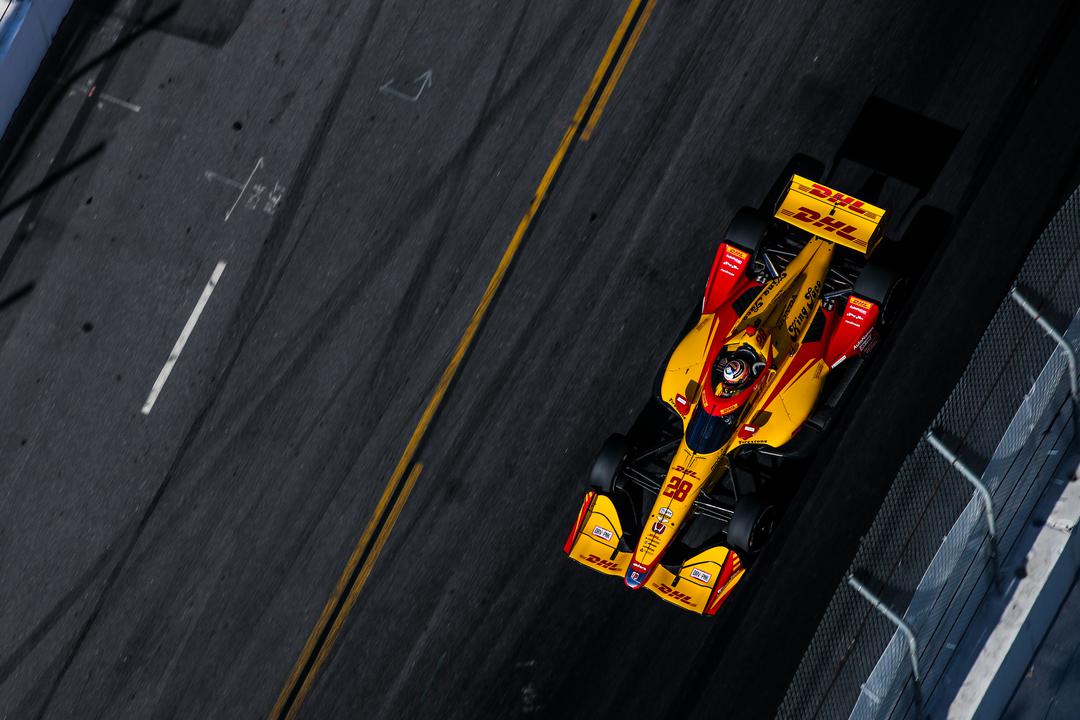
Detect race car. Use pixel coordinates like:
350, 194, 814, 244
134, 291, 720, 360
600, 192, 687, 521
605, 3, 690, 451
564, 160, 901, 616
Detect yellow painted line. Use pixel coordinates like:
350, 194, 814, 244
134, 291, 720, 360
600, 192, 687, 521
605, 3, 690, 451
267, 462, 405, 720
581, 0, 658, 141
573, 0, 644, 126
274, 463, 424, 720
268, 2, 657, 717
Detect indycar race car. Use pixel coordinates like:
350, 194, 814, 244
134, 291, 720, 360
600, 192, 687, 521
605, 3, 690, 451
564, 161, 902, 615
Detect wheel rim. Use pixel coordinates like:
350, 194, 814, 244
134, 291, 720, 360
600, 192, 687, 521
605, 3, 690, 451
749, 507, 776, 552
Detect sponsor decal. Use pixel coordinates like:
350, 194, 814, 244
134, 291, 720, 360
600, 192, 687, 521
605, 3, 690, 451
673, 465, 699, 478
690, 568, 713, 583
652, 522, 666, 534
657, 507, 674, 519
591, 525, 613, 541
714, 244, 748, 279
725, 245, 749, 261
674, 393, 690, 415
808, 183, 872, 216
745, 272, 786, 316
789, 207, 861, 243
737, 424, 757, 440
855, 329, 878, 354
717, 402, 740, 416
656, 583, 697, 607
848, 295, 874, 310
663, 477, 694, 502
626, 561, 650, 588
583, 553, 620, 571
843, 296, 877, 329
786, 280, 822, 339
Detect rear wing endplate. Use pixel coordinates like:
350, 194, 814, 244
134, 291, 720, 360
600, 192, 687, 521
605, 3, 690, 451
773, 175, 886, 255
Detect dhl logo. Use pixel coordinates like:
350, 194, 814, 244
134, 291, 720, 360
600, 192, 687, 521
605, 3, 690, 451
848, 295, 874, 310
808, 183, 870, 216
583, 553, 620, 571
791, 207, 859, 242
656, 583, 697, 607
724, 245, 750, 261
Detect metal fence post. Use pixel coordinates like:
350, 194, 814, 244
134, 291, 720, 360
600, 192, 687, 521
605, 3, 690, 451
847, 575, 920, 683
1010, 286, 1079, 404
926, 431, 1000, 585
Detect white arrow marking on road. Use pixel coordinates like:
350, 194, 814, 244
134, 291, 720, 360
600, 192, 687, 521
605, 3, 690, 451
141, 261, 227, 415
379, 70, 433, 102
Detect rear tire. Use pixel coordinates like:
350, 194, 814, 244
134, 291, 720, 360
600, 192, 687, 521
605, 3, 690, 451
853, 263, 894, 304
725, 207, 770, 256
587, 434, 631, 493
727, 495, 777, 556
853, 262, 900, 325
762, 154, 826, 211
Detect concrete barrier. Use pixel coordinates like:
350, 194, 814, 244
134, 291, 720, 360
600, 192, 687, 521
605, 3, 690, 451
0, 0, 74, 141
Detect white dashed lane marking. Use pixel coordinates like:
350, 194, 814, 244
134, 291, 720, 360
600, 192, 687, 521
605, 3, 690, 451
141, 260, 227, 415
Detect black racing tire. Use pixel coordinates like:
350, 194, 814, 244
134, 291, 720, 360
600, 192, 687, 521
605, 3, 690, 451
727, 495, 777, 556
725, 207, 770, 255
763, 154, 826, 211
586, 434, 631, 493
853, 263, 894, 304
853, 262, 902, 326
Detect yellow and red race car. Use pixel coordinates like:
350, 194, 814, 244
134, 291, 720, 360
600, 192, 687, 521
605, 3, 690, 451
564, 160, 901, 615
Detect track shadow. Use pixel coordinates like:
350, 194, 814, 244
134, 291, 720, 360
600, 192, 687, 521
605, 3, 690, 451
0, 1, 176, 339
0, 143, 104, 222
78, 0, 250, 48
0, 281, 34, 312
831, 95, 964, 220
837, 96, 963, 194
54, 3, 180, 88
0, 2, 177, 188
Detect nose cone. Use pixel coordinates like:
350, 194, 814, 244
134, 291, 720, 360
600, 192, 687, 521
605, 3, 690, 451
624, 561, 650, 589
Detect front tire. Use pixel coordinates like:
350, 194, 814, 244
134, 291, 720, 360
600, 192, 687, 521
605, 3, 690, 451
586, 434, 631, 493
727, 495, 777, 556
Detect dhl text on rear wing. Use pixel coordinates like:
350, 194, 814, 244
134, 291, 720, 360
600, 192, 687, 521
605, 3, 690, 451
773, 175, 886, 255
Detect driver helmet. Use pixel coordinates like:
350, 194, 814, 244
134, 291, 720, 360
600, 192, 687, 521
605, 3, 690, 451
713, 345, 765, 397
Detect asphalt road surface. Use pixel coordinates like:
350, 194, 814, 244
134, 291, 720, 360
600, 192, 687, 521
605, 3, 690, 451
1, 0, 1080, 718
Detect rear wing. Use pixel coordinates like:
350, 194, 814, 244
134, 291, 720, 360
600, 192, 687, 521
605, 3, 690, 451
773, 175, 886, 255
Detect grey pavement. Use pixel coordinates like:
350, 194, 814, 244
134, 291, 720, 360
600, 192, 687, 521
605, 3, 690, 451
0, 0, 1078, 718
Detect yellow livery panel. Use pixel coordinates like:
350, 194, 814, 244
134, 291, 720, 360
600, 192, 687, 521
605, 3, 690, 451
645, 545, 745, 616
774, 175, 885, 254
565, 493, 632, 577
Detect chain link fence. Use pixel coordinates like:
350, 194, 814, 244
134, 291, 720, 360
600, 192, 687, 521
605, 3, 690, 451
777, 186, 1080, 719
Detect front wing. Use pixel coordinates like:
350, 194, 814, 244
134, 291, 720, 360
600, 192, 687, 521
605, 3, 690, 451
564, 492, 746, 616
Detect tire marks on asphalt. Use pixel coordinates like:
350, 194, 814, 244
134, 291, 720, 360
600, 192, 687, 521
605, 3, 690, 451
267, 1, 658, 718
